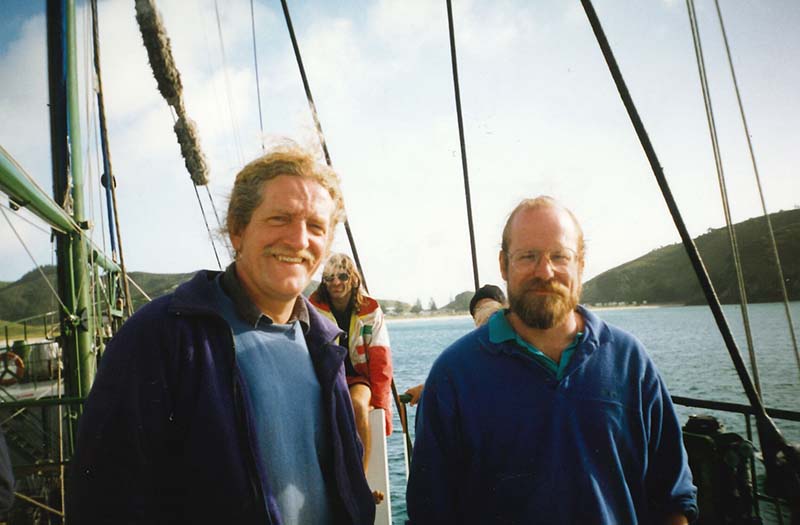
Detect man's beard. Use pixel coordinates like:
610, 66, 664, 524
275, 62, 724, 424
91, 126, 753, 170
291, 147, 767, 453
508, 278, 579, 329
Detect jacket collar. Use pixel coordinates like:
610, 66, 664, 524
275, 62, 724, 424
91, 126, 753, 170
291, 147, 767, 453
220, 262, 310, 331
480, 304, 608, 356
169, 269, 345, 357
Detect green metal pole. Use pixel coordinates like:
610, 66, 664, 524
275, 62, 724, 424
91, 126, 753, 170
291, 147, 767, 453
66, 0, 94, 398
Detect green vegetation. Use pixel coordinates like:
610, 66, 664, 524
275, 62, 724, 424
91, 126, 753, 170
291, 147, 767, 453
0, 320, 53, 346
0, 266, 196, 323
410, 298, 423, 314
443, 291, 472, 311
127, 270, 197, 310
582, 208, 800, 305
3, 209, 796, 323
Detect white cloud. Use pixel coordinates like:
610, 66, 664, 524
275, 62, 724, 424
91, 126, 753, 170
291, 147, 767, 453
1, 0, 798, 310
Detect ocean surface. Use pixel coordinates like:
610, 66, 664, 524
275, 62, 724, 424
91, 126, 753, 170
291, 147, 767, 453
383, 302, 800, 523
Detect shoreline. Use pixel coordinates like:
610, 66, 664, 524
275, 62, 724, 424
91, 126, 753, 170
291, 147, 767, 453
385, 303, 681, 323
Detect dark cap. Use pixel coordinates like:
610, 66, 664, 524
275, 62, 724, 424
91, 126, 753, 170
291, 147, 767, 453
469, 284, 506, 317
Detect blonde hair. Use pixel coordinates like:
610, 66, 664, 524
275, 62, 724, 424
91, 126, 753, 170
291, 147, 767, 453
315, 253, 366, 310
225, 141, 345, 237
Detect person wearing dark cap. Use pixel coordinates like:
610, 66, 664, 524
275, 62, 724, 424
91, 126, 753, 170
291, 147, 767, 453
403, 285, 507, 406
469, 284, 506, 327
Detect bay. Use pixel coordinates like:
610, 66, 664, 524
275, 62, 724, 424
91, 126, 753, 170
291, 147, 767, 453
384, 302, 800, 523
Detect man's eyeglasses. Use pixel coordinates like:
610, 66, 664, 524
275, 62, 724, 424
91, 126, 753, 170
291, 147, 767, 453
508, 248, 578, 271
323, 272, 350, 283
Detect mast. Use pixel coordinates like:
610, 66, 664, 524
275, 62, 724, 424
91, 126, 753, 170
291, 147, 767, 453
47, 0, 95, 403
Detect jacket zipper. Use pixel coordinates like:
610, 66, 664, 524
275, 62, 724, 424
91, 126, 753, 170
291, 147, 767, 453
227, 329, 272, 524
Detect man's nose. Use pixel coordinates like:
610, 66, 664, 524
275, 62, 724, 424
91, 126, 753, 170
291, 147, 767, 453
283, 220, 310, 250
532, 255, 555, 279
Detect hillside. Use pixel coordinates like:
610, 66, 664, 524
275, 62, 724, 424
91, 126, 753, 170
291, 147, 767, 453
0, 266, 196, 322
3, 208, 796, 321
582, 208, 800, 305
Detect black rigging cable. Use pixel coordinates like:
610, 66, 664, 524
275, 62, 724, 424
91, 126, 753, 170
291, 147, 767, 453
279, 0, 367, 291
194, 183, 223, 270
279, 0, 411, 459
711, 0, 800, 380
579, 0, 798, 501
686, 0, 761, 394
445, 0, 480, 293
250, 0, 266, 151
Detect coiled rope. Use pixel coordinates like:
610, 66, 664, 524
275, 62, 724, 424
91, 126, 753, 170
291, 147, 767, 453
134, 0, 224, 269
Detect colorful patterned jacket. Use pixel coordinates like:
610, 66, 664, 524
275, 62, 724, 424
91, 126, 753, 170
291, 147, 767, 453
310, 293, 394, 434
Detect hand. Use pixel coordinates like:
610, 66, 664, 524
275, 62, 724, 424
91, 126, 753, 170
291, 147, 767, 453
404, 384, 424, 406
664, 512, 688, 525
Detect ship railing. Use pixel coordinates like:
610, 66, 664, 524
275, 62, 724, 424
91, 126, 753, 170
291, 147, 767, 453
673, 394, 799, 525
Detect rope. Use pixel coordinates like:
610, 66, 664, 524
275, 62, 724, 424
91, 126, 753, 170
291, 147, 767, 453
579, 0, 796, 494
278, 0, 368, 291
250, 0, 266, 152
445, 0, 480, 293
91, 0, 134, 316
712, 0, 800, 379
0, 203, 53, 235
135, 0, 210, 185
13, 491, 64, 517
686, 0, 761, 394
0, 206, 71, 316
126, 274, 153, 302
194, 183, 223, 269
213, 0, 244, 165
205, 185, 233, 259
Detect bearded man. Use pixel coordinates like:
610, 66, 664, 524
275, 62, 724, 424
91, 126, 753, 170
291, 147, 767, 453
406, 196, 698, 525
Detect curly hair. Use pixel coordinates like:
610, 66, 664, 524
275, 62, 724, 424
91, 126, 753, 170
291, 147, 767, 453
224, 141, 346, 238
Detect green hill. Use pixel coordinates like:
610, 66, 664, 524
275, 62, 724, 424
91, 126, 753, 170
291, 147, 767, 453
0, 266, 196, 323
582, 208, 800, 305
3, 208, 797, 322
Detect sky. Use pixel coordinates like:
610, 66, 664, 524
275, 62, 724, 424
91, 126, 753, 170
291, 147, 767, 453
0, 0, 798, 308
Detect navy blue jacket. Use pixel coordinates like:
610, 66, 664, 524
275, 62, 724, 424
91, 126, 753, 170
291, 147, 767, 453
407, 307, 698, 524
67, 271, 375, 524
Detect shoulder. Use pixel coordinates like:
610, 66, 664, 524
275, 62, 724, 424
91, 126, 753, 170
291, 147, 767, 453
357, 295, 382, 316
308, 290, 330, 311
581, 306, 647, 356
580, 306, 663, 387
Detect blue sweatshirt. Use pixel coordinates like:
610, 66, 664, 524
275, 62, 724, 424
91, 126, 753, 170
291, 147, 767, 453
407, 306, 697, 524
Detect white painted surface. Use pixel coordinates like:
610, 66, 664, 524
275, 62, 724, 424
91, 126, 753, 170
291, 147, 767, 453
366, 408, 391, 525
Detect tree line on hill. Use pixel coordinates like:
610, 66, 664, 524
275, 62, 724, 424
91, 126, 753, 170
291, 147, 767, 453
581, 208, 800, 305
1, 208, 797, 324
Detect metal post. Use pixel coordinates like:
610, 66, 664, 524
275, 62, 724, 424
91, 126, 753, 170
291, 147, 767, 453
48, 0, 94, 404
66, 0, 95, 397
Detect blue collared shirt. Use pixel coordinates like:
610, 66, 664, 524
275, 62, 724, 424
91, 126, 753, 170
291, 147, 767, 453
487, 309, 582, 380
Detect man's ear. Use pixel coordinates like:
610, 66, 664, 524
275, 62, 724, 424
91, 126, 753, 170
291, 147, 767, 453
230, 232, 241, 255
499, 250, 508, 281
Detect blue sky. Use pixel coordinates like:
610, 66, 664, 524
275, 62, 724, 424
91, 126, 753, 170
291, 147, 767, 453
1, 0, 798, 307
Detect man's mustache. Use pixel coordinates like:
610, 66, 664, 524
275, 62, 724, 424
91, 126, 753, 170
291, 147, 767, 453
262, 247, 316, 265
523, 278, 569, 296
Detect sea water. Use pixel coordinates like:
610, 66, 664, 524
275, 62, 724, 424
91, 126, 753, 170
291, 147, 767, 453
385, 302, 800, 523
